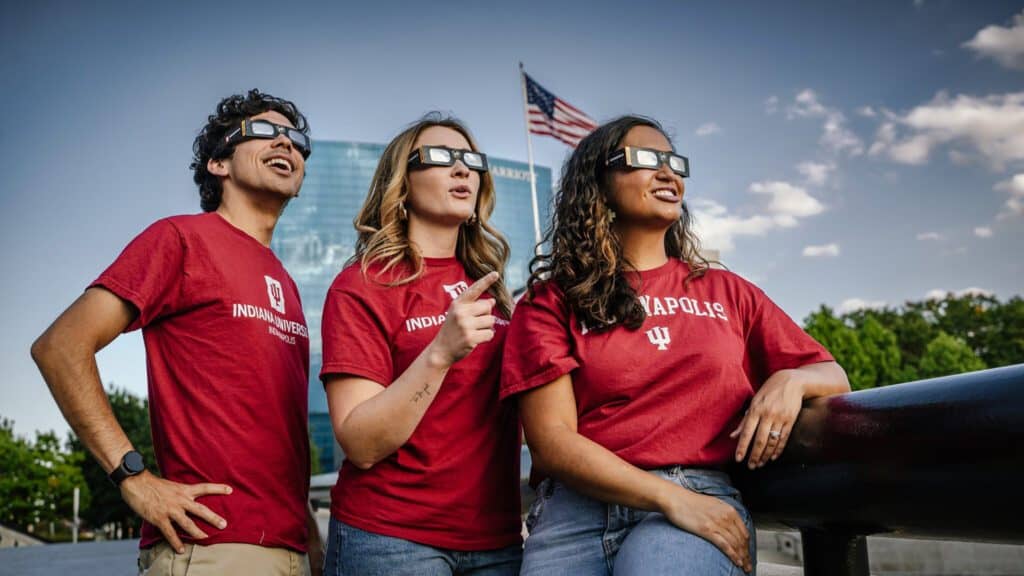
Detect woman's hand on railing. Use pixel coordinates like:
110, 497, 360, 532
730, 369, 805, 468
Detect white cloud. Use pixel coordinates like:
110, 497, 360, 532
857, 106, 877, 117
868, 91, 1024, 169
802, 243, 840, 258
925, 287, 995, 300
838, 298, 887, 314
765, 96, 779, 115
691, 199, 775, 252
995, 173, 1024, 218
749, 180, 825, 226
916, 231, 942, 241
692, 182, 826, 253
974, 226, 993, 238
963, 10, 1024, 71
796, 161, 835, 186
695, 122, 721, 136
960, 287, 994, 297
787, 89, 864, 156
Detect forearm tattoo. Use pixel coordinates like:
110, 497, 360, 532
411, 382, 432, 403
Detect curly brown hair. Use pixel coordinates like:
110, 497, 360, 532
527, 115, 710, 332
351, 113, 512, 317
190, 89, 309, 212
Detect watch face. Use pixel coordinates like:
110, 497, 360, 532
124, 451, 145, 474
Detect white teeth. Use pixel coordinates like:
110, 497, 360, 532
652, 189, 678, 200
265, 158, 292, 172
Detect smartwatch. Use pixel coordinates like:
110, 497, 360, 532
108, 450, 146, 486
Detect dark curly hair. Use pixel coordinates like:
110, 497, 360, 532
190, 89, 309, 212
527, 115, 710, 332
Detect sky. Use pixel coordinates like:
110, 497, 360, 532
2, 0, 1023, 438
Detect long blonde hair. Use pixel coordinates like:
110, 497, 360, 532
352, 113, 512, 316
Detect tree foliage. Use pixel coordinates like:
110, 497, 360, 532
803, 293, 1024, 390
918, 331, 987, 379
0, 418, 90, 535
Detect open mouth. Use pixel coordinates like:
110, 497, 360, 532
264, 156, 294, 175
449, 185, 472, 199
651, 187, 680, 202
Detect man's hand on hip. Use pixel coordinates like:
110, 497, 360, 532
120, 471, 232, 554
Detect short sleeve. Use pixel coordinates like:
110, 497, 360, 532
89, 219, 186, 332
743, 286, 834, 387
499, 285, 580, 400
319, 276, 394, 386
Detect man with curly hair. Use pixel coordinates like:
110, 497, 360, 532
31, 89, 324, 575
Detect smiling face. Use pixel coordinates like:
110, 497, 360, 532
209, 110, 306, 203
607, 125, 685, 230
405, 126, 480, 228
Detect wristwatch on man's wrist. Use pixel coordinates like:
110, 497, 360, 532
108, 450, 146, 486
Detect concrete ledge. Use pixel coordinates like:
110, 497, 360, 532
759, 562, 804, 576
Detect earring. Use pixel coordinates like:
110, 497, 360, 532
398, 204, 408, 221
466, 212, 478, 225
608, 208, 616, 223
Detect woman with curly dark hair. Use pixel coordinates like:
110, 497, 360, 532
500, 115, 850, 575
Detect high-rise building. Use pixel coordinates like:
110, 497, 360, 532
272, 140, 553, 473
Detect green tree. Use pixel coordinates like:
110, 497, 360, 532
67, 385, 154, 537
847, 306, 933, 382
804, 306, 876, 390
847, 314, 903, 386
0, 418, 90, 536
922, 292, 998, 358
980, 296, 1024, 368
917, 332, 987, 379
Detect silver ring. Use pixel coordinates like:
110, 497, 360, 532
768, 430, 781, 440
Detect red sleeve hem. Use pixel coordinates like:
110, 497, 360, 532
499, 361, 577, 401
762, 351, 836, 382
89, 277, 146, 332
319, 362, 391, 387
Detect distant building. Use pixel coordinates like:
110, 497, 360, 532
273, 140, 553, 473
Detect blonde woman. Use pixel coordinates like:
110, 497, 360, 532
319, 114, 522, 575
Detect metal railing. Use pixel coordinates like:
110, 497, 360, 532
732, 364, 1024, 576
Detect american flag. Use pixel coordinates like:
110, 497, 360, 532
524, 73, 597, 147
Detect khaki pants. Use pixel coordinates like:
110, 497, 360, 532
139, 542, 311, 576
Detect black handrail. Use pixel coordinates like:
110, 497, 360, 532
732, 364, 1024, 576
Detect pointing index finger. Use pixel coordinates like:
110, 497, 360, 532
457, 271, 499, 302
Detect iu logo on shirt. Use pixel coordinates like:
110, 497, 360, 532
265, 275, 286, 314
443, 281, 469, 300
645, 326, 671, 350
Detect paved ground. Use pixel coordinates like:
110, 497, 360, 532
0, 539, 139, 576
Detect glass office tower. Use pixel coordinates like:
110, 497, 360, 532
272, 140, 553, 473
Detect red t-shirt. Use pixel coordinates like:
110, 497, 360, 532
500, 258, 833, 472
91, 213, 311, 552
320, 257, 522, 551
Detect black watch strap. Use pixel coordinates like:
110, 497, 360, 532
108, 450, 146, 486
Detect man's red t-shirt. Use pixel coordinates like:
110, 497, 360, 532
92, 213, 311, 551
500, 259, 833, 473
320, 257, 522, 551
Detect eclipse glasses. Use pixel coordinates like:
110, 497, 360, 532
408, 146, 489, 173
607, 147, 689, 178
216, 118, 312, 159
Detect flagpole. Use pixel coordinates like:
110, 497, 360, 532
519, 62, 543, 251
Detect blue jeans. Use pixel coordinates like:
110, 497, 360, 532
521, 467, 756, 576
323, 517, 522, 576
